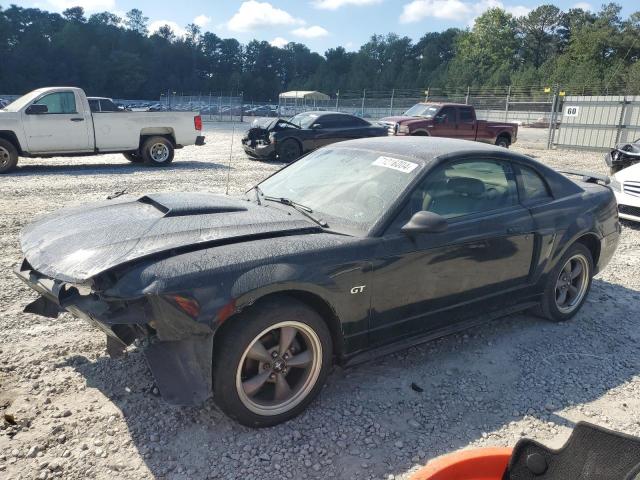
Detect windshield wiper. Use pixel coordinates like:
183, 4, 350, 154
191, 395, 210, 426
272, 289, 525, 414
263, 196, 328, 228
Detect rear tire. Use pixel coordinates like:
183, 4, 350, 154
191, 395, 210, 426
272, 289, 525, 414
495, 135, 510, 148
0, 139, 19, 174
123, 152, 143, 163
213, 297, 332, 427
141, 136, 174, 167
277, 139, 302, 163
536, 243, 593, 322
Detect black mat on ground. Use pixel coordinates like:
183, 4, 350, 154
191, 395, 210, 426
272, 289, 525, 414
505, 421, 640, 479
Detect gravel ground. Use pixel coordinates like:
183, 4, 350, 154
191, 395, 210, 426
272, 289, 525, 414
1, 124, 639, 480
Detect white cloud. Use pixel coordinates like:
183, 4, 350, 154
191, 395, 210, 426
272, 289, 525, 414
193, 14, 211, 28
291, 25, 329, 38
270, 37, 289, 48
227, 1, 303, 32
46, 0, 115, 13
400, 0, 529, 23
149, 20, 187, 38
400, 0, 469, 22
572, 2, 593, 11
313, 0, 382, 10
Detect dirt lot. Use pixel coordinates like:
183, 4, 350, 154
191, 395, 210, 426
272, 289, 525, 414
1, 124, 639, 480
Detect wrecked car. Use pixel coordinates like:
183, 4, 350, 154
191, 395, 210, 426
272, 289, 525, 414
241, 111, 387, 162
605, 138, 640, 174
17, 137, 620, 427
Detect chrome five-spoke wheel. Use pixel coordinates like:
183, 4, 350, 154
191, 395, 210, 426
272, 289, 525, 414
0, 145, 10, 169
236, 321, 322, 416
555, 253, 589, 314
149, 142, 170, 162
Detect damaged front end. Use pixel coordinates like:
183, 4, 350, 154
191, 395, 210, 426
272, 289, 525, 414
241, 117, 299, 159
605, 140, 640, 173
15, 258, 215, 406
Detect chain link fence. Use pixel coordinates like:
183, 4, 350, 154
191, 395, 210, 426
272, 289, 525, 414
4, 83, 639, 150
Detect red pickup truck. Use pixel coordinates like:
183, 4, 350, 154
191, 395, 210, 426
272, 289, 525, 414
379, 103, 518, 147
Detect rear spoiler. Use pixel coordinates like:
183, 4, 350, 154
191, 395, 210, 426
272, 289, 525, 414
558, 169, 610, 186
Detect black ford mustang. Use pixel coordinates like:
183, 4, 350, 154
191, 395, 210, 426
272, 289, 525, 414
241, 111, 388, 162
16, 137, 620, 427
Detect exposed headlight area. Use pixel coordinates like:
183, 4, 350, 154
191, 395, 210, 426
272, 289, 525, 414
397, 124, 410, 135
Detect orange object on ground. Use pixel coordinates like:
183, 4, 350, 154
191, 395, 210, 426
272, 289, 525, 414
410, 447, 513, 480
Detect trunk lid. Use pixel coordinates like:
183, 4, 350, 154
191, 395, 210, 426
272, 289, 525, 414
20, 192, 319, 283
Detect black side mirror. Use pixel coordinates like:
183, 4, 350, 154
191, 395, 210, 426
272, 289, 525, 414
26, 104, 48, 115
311, 123, 322, 129
434, 115, 445, 124
401, 211, 448, 235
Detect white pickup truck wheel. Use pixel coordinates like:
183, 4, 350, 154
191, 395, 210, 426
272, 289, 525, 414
141, 136, 174, 167
0, 139, 19, 174
123, 152, 143, 163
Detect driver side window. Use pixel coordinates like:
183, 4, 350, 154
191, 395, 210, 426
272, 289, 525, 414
435, 106, 456, 124
388, 159, 518, 232
34, 92, 77, 114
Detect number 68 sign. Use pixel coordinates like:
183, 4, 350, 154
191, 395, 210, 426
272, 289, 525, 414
564, 106, 579, 117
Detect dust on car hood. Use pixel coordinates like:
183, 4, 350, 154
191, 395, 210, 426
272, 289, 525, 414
20, 192, 320, 283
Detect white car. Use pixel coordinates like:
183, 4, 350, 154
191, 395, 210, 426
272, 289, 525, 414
611, 162, 640, 222
0, 87, 205, 173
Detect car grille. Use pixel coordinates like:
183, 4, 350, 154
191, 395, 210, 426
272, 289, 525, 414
623, 181, 640, 198
619, 204, 640, 218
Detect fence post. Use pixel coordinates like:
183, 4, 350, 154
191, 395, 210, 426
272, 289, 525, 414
240, 92, 244, 123
547, 86, 558, 149
504, 86, 511, 122
390, 89, 395, 116
361, 89, 366, 117
425, 89, 429, 102
465, 86, 470, 105
615, 95, 629, 144
336, 90, 340, 111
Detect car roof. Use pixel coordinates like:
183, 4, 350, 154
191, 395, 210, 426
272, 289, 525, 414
417, 102, 470, 107
330, 136, 520, 164
296, 110, 358, 117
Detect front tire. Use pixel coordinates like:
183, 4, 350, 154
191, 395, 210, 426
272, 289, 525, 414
537, 243, 593, 322
141, 136, 174, 167
277, 138, 302, 163
495, 135, 510, 148
213, 297, 332, 427
0, 139, 19, 174
123, 152, 143, 163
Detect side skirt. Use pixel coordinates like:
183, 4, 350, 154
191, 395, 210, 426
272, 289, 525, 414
343, 301, 539, 368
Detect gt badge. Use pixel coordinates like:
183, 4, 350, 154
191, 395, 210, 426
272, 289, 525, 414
350, 285, 366, 294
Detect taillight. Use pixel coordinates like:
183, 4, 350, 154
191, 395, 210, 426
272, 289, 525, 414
194, 115, 202, 131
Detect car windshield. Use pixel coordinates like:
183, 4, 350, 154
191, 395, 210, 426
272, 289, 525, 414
257, 147, 422, 235
1, 89, 47, 112
289, 112, 320, 129
404, 104, 440, 118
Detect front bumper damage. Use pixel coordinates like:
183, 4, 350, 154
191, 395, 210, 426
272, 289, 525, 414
241, 136, 275, 159
14, 259, 214, 406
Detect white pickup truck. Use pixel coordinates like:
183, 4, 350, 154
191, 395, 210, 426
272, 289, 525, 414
0, 87, 205, 173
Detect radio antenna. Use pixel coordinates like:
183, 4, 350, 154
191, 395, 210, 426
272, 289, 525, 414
225, 124, 235, 195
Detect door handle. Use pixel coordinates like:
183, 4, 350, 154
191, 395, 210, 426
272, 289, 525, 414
507, 227, 524, 234
70, 118, 84, 122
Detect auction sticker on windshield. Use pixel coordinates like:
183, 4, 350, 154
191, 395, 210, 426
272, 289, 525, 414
372, 156, 418, 173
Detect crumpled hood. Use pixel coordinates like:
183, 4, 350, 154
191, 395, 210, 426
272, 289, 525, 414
20, 192, 319, 283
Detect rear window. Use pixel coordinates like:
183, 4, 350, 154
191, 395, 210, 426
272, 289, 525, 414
459, 108, 474, 122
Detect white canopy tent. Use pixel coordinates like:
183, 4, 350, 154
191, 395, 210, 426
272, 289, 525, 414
278, 91, 330, 111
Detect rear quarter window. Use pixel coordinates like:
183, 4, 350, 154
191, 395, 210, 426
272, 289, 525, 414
518, 165, 552, 203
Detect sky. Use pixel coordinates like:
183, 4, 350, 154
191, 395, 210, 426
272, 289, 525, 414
15, 0, 639, 53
